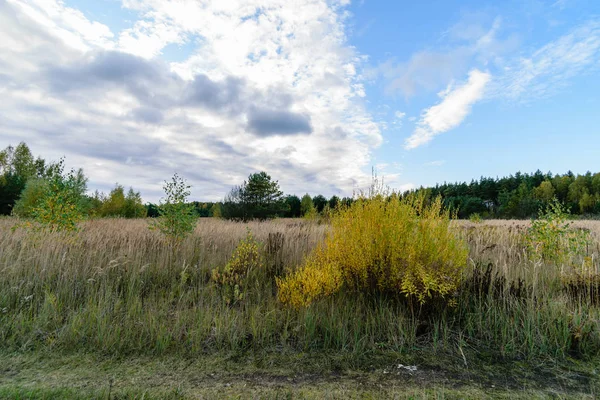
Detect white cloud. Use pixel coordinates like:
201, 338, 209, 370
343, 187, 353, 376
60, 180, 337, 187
405, 69, 490, 150
371, 15, 514, 99
118, 19, 187, 59
373, 14, 600, 104
0, 0, 382, 201
494, 20, 600, 101
391, 111, 406, 127
377, 13, 600, 104
6, 0, 114, 51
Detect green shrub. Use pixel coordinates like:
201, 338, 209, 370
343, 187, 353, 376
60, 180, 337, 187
277, 193, 469, 308
526, 198, 590, 265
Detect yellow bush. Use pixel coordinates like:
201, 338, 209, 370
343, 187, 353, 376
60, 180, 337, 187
277, 194, 468, 308
212, 229, 263, 305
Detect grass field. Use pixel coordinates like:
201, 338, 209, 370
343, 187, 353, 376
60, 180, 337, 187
0, 217, 599, 398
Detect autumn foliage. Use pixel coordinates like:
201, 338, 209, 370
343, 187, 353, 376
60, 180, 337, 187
277, 193, 469, 308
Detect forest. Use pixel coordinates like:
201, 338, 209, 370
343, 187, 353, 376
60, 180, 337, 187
2, 141, 600, 220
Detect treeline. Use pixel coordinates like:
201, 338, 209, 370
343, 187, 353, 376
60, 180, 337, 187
1, 143, 148, 218
149, 172, 353, 220
0, 142, 350, 220
3, 142, 600, 220
414, 170, 600, 219
215, 171, 353, 221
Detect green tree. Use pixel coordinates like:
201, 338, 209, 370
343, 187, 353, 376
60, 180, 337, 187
145, 203, 160, 218
526, 199, 590, 264
312, 194, 327, 213
124, 187, 146, 218
98, 185, 146, 218
150, 173, 197, 244
222, 172, 287, 220
82, 190, 104, 217
300, 194, 314, 217
101, 184, 126, 217
0, 142, 46, 215
328, 195, 340, 210
210, 202, 223, 218
443, 196, 487, 219
533, 181, 555, 203
192, 202, 212, 217
579, 190, 596, 214
12, 178, 48, 217
568, 176, 589, 204
284, 195, 302, 217
552, 174, 573, 204
0, 142, 39, 180
241, 171, 286, 219
591, 173, 600, 196
20, 159, 88, 232
410, 169, 600, 218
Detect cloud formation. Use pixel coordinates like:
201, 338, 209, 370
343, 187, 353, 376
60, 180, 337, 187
390, 14, 600, 149
494, 21, 600, 101
405, 69, 490, 150
370, 16, 512, 99
246, 108, 312, 136
0, 0, 382, 201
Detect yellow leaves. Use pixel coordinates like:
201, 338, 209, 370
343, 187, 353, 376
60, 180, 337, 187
277, 249, 342, 308
277, 194, 469, 308
211, 229, 263, 305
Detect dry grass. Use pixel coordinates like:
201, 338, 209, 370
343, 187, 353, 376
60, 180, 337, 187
0, 216, 599, 362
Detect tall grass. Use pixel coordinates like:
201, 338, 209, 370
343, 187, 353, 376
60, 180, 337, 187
0, 217, 598, 361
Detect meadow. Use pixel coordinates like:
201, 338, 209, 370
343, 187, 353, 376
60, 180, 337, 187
1, 216, 599, 398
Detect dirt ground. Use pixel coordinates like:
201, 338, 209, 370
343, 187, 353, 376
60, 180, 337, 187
1, 351, 598, 399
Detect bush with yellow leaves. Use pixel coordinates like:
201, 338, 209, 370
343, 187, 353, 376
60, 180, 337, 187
277, 193, 469, 308
211, 229, 263, 305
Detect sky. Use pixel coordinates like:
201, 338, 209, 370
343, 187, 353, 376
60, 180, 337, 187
1, 0, 599, 202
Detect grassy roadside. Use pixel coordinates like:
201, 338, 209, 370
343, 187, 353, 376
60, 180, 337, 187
1, 350, 598, 399
1, 216, 599, 398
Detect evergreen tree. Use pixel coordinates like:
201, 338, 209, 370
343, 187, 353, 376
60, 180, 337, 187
312, 194, 327, 213
284, 195, 302, 217
222, 172, 287, 220
328, 195, 340, 210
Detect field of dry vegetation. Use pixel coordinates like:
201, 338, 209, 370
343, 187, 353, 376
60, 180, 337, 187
1, 215, 599, 398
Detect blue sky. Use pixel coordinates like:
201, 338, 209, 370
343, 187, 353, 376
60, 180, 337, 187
346, 0, 600, 189
1, 0, 599, 201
